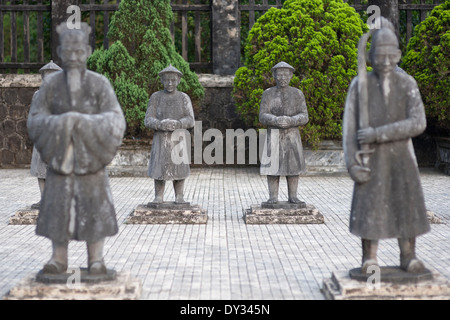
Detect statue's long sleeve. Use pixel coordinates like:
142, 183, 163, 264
144, 94, 161, 130
375, 76, 426, 143
259, 90, 279, 127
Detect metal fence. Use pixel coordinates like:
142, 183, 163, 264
0, 0, 444, 74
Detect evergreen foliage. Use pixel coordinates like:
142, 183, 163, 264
401, 0, 450, 135
233, 0, 368, 148
88, 0, 205, 138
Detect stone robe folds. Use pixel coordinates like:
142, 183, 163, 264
145, 91, 195, 180
27, 71, 126, 243
259, 86, 309, 176
343, 72, 430, 240
29, 90, 47, 179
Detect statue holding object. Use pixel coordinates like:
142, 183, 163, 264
343, 18, 430, 275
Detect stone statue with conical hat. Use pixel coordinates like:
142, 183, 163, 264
259, 61, 309, 205
145, 64, 195, 204
343, 17, 430, 276
29, 60, 63, 209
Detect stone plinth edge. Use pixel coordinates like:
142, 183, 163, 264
9, 207, 39, 225
322, 269, 450, 300
244, 203, 324, 224
126, 204, 208, 224
3, 271, 142, 300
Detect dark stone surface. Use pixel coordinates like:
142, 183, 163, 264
261, 201, 307, 209
0, 85, 36, 168
146, 202, 192, 210
211, 0, 241, 75
435, 137, 450, 175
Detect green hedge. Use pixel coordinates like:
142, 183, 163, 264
401, 0, 450, 136
233, 0, 368, 148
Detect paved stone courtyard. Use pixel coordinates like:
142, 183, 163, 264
0, 167, 448, 300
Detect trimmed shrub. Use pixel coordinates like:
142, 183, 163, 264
233, 0, 368, 148
87, 0, 205, 138
401, 0, 450, 135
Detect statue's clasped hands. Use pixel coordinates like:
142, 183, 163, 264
159, 119, 181, 132
276, 116, 293, 129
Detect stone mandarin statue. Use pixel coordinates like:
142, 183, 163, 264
27, 22, 126, 275
259, 61, 309, 205
29, 60, 62, 209
343, 18, 430, 274
145, 65, 195, 204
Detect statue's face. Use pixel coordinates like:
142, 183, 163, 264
162, 73, 181, 93
275, 69, 293, 88
58, 33, 91, 69
371, 49, 400, 75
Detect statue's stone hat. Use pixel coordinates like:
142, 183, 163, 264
371, 27, 399, 54
39, 60, 62, 74
159, 64, 183, 77
271, 61, 295, 73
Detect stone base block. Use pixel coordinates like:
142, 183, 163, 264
261, 201, 307, 209
3, 271, 142, 300
349, 266, 433, 284
322, 269, 450, 300
126, 203, 208, 224
9, 207, 39, 225
244, 203, 324, 224
35, 268, 117, 284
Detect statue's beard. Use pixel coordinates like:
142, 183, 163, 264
66, 68, 82, 107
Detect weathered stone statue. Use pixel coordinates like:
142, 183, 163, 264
29, 60, 62, 209
343, 19, 430, 274
259, 61, 309, 205
145, 65, 195, 204
27, 23, 126, 275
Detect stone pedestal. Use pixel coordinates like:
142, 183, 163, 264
127, 202, 208, 224
3, 271, 142, 300
35, 268, 117, 284
322, 269, 450, 300
244, 203, 324, 224
9, 207, 39, 225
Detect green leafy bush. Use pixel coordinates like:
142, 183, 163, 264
88, 0, 204, 138
401, 0, 450, 135
233, 0, 368, 148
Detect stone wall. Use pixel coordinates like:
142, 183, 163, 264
0, 73, 438, 172
0, 73, 245, 168
196, 74, 246, 132
0, 74, 41, 168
